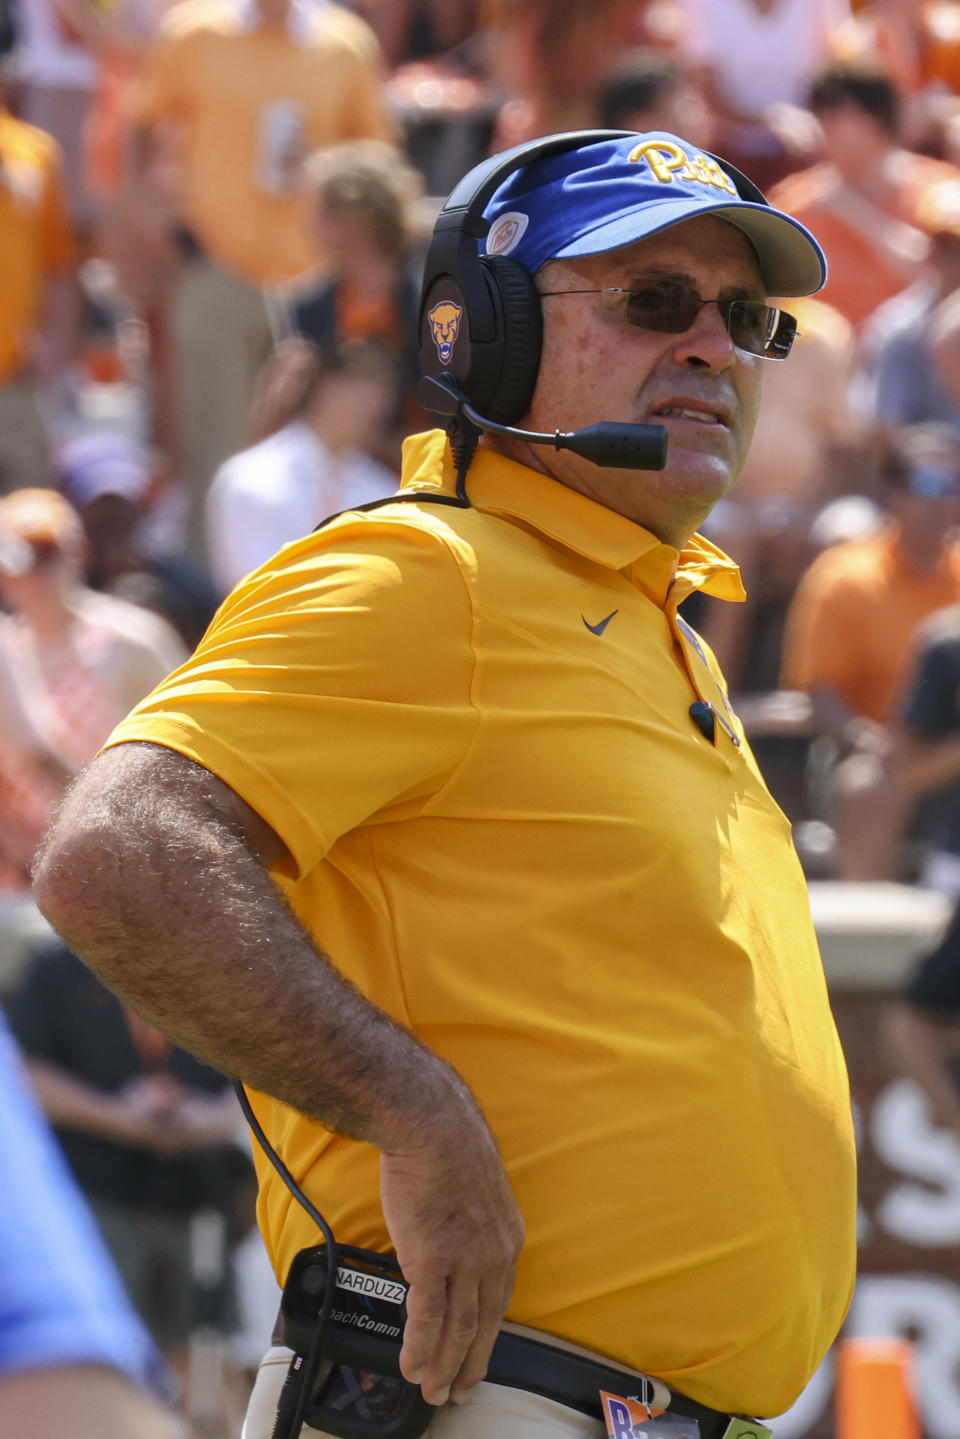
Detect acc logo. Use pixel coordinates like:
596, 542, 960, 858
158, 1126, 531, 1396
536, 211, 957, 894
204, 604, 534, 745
486, 210, 529, 257
629, 139, 737, 196
427, 301, 463, 364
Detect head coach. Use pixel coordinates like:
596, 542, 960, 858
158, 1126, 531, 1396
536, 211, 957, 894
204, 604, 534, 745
34, 131, 857, 1439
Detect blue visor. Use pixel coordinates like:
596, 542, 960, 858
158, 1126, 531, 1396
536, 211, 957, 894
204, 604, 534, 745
481, 133, 826, 298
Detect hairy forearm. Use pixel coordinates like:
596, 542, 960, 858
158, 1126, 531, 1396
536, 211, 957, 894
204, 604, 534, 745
33, 744, 476, 1156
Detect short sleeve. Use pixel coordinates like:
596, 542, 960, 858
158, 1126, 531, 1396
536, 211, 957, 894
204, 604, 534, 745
105, 514, 479, 878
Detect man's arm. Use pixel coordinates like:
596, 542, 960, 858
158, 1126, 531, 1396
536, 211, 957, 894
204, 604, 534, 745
33, 741, 524, 1408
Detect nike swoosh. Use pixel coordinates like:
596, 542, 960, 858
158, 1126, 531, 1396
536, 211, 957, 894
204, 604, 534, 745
582, 609, 619, 636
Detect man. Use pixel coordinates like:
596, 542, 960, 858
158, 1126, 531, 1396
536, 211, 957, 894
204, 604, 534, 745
0, 1011, 182, 1439
769, 60, 960, 331
34, 132, 857, 1438
123, 0, 394, 558
780, 423, 960, 879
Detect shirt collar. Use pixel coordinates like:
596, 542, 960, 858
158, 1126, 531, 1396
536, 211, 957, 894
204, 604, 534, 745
400, 430, 745, 604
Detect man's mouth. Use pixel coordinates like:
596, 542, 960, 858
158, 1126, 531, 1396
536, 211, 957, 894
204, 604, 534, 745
656, 406, 723, 424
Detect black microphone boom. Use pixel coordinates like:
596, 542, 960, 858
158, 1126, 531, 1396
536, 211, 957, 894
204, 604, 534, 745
418, 373, 669, 473
551, 420, 668, 471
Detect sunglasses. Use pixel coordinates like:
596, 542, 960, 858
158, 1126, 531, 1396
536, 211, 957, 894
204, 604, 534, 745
540, 281, 798, 359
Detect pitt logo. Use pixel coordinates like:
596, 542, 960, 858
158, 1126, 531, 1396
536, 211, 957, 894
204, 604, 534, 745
428, 301, 463, 364
628, 140, 737, 196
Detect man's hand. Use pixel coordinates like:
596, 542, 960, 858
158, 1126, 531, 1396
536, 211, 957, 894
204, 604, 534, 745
380, 1102, 524, 1407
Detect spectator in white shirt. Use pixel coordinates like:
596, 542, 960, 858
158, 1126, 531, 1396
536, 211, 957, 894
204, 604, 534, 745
206, 338, 399, 594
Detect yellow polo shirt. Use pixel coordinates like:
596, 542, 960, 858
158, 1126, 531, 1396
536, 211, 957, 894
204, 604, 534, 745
106, 431, 856, 1418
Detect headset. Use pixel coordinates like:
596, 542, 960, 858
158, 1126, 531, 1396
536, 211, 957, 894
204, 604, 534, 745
416, 128, 772, 486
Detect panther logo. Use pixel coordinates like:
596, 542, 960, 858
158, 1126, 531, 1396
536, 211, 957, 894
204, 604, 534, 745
427, 301, 463, 364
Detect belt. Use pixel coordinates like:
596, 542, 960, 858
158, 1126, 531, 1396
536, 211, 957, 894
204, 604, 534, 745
487, 1330, 768, 1439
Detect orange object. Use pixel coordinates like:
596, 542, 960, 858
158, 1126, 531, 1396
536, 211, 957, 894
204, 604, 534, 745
835, 1337, 920, 1439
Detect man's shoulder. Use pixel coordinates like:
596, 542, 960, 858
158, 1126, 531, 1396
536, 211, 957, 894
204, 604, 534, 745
215, 498, 485, 631
285, 493, 486, 570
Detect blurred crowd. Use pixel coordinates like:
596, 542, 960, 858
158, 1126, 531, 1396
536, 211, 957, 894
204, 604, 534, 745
10, 0, 960, 1431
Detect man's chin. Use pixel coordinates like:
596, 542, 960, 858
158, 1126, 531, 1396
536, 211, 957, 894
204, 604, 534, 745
658, 456, 738, 507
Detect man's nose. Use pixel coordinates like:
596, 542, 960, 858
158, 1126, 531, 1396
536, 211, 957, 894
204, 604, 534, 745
670, 302, 738, 373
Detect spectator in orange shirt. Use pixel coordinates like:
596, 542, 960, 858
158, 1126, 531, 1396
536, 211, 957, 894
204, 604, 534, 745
0, 76, 79, 494
769, 60, 960, 330
122, 0, 394, 561
780, 422, 960, 877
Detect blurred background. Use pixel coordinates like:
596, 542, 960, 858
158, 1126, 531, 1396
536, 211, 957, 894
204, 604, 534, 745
6, 1, 960, 1435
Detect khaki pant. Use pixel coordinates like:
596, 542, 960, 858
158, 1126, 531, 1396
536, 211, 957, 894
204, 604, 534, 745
241, 1347, 606, 1438
169, 256, 273, 563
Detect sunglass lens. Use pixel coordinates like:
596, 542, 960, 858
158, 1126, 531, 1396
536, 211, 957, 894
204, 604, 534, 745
728, 302, 797, 358
624, 285, 700, 334
720, 301, 769, 356
767, 309, 798, 359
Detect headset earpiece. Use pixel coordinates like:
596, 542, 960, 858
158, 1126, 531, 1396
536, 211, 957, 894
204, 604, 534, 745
477, 256, 543, 423
419, 130, 638, 427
